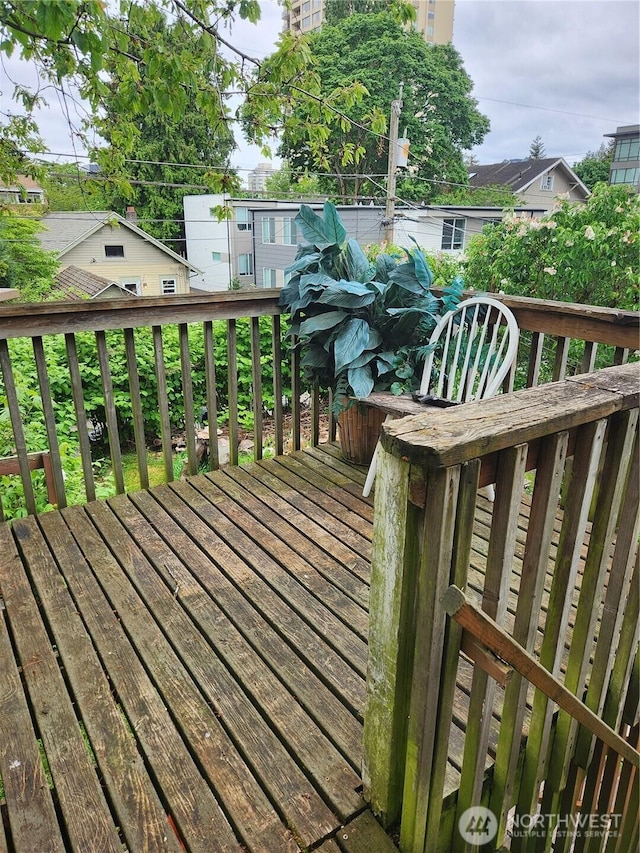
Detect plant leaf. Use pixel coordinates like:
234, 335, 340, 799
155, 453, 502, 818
348, 365, 374, 398
322, 201, 347, 245
285, 251, 322, 275
333, 317, 370, 373
345, 238, 374, 282
299, 311, 347, 335
375, 253, 399, 282
318, 280, 376, 307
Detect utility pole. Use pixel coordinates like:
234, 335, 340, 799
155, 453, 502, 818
385, 82, 403, 245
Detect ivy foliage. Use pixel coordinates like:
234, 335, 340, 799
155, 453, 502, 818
274, 9, 490, 203
0, 1, 367, 188
463, 183, 640, 311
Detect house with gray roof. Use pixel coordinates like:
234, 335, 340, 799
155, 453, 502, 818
39, 211, 202, 297
469, 158, 590, 208
50, 265, 138, 301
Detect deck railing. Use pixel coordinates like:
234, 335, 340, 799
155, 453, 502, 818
0, 290, 637, 520
364, 361, 639, 851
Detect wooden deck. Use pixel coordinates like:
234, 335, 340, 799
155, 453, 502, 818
0, 443, 571, 852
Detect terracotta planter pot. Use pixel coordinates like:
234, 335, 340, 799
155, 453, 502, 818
337, 401, 387, 465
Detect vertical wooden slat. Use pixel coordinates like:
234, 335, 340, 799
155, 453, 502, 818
203, 321, 220, 470
227, 319, 239, 466
31, 337, 67, 508
453, 444, 529, 840
179, 324, 197, 476
65, 333, 96, 502
542, 410, 638, 822
250, 317, 263, 461
399, 464, 462, 852
574, 429, 639, 768
152, 325, 174, 483
291, 334, 301, 452
311, 378, 320, 447
526, 331, 545, 388
362, 447, 416, 826
272, 314, 284, 456
95, 330, 124, 494
581, 340, 598, 374
0, 339, 37, 515
613, 347, 629, 366
329, 389, 337, 443
490, 431, 569, 837
515, 419, 608, 843
553, 335, 570, 381
123, 328, 149, 490
423, 459, 481, 853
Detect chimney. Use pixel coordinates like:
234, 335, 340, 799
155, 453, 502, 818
125, 205, 137, 223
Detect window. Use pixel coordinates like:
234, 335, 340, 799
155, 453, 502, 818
312, 11, 322, 24
540, 174, 554, 191
426, 25, 434, 36
613, 138, 640, 161
302, 15, 311, 28
236, 207, 252, 231
441, 218, 466, 250
263, 268, 276, 288
282, 217, 298, 246
610, 167, 640, 185
161, 277, 177, 294
120, 277, 141, 295
261, 217, 276, 244
238, 253, 253, 276
105, 244, 125, 258
428, 10, 435, 18
211, 251, 222, 261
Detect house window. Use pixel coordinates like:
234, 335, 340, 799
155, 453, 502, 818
610, 167, 640, 185
613, 139, 639, 161
105, 244, 125, 258
312, 11, 322, 24
211, 251, 222, 261
261, 217, 276, 244
540, 174, 554, 191
282, 217, 298, 246
236, 207, 252, 231
263, 268, 277, 288
428, 10, 435, 18
302, 14, 312, 28
238, 253, 253, 276
120, 277, 141, 295
441, 218, 466, 250
161, 277, 178, 294
426, 25, 434, 36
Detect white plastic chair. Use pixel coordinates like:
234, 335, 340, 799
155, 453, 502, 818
362, 296, 520, 497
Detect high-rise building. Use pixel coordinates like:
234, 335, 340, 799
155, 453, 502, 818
282, 0, 455, 45
246, 162, 275, 193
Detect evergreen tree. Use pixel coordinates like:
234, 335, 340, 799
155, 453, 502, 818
529, 136, 545, 159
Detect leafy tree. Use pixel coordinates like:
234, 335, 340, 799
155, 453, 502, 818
0, 1, 364, 189
430, 184, 518, 207
325, 0, 416, 25
272, 10, 489, 203
572, 141, 614, 191
42, 163, 107, 211
529, 136, 545, 159
263, 163, 322, 199
0, 214, 59, 300
463, 183, 639, 311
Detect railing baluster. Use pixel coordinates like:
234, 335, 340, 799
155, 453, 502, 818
203, 321, 219, 471
250, 317, 263, 461
179, 324, 197, 476
614, 346, 629, 366
152, 325, 173, 483
311, 378, 320, 447
291, 334, 301, 451
553, 335, 570, 381
582, 339, 598, 374
95, 330, 125, 494
0, 340, 37, 515
526, 330, 545, 387
31, 337, 67, 508
123, 328, 149, 490
65, 333, 96, 502
227, 319, 239, 467
272, 315, 284, 456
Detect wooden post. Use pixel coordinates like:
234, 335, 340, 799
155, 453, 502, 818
362, 444, 418, 826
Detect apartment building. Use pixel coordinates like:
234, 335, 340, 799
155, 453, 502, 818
246, 163, 276, 193
605, 125, 640, 191
282, 0, 455, 44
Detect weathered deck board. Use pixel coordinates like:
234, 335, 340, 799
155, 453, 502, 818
0, 444, 582, 851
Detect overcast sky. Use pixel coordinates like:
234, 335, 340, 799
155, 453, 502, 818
2, 0, 638, 175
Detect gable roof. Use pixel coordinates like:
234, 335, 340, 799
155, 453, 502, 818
39, 211, 200, 271
51, 266, 138, 301
469, 158, 590, 196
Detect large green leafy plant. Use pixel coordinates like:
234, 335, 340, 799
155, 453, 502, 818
278, 202, 463, 413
